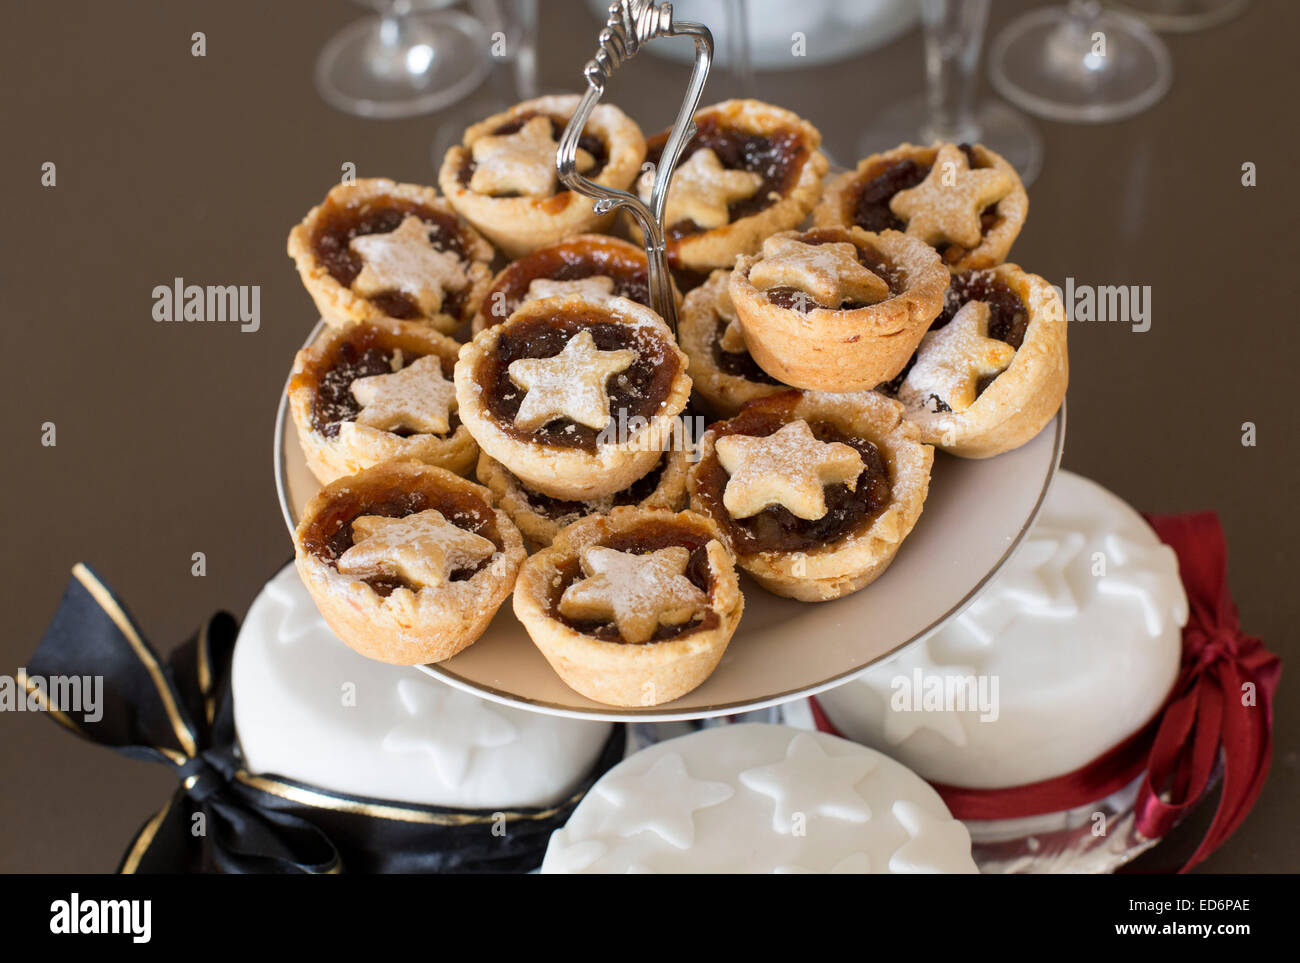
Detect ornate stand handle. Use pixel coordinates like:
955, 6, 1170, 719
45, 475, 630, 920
556, 0, 714, 334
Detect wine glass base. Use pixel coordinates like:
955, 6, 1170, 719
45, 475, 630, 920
315, 10, 491, 120
858, 96, 1044, 187
988, 6, 1173, 124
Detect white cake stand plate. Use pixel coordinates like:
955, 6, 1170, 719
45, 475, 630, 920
275, 320, 1065, 721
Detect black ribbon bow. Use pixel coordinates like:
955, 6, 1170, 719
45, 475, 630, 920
29, 563, 624, 874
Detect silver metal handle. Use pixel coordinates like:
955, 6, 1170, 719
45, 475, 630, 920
556, 0, 714, 335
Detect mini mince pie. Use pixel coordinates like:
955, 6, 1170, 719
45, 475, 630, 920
454, 294, 692, 502
678, 268, 789, 418
294, 461, 526, 665
816, 142, 1028, 273
471, 233, 680, 335
288, 319, 476, 484
879, 263, 1068, 458
438, 95, 646, 259
687, 390, 933, 602
513, 507, 744, 707
288, 178, 494, 335
728, 227, 948, 393
476, 448, 689, 548
632, 99, 829, 274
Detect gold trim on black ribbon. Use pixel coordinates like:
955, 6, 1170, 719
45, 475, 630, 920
120, 798, 173, 875
72, 563, 198, 757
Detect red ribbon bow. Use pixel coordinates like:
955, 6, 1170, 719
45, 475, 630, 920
812, 510, 1280, 873
1132, 512, 1281, 871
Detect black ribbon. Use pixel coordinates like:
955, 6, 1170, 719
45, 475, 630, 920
29, 563, 625, 874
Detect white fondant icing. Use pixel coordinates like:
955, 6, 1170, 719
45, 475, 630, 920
541, 724, 977, 874
233, 565, 613, 809
817, 471, 1188, 789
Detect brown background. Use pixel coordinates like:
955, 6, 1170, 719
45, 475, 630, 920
1, 0, 1295, 873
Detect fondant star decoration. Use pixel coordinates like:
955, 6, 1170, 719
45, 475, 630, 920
469, 115, 593, 198
337, 509, 496, 590
524, 275, 616, 304
349, 214, 467, 316
381, 677, 517, 785
863, 662, 976, 749
640, 148, 763, 230
350, 354, 455, 435
508, 328, 637, 431
901, 300, 1017, 413
544, 837, 607, 873
1097, 533, 1186, 636
773, 853, 874, 874
559, 545, 708, 644
748, 234, 891, 308
889, 143, 1014, 249
739, 732, 875, 833
592, 752, 733, 849
714, 420, 864, 521
951, 526, 1085, 648
887, 800, 974, 873
264, 578, 327, 646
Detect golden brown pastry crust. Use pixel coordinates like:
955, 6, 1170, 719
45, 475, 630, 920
630, 99, 829, 273
894, 263, 1068, 458
728, 227, 949, 393
454, 294, 693, 501
512, 507, 743, 706
293, 462, 526, 665
475, 449, 689, 548
687, 391, 934, 602
677, 269, 789, 418
287, 178, 494, 335
471, 233, 681, 335
815, 142, 1028, 273
288, 320, 477, 484
437, 95, 646, 259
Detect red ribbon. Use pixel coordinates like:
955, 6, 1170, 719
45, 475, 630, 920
811, 511, 1280, 873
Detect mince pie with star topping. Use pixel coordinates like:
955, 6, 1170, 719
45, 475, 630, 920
728, 227, 949, 393
471, 233, 681, 334
455, 294, 692, 502
631, 99, 829, 274
438, 95, 646, 259
294, 461, 526, 665
816, 142, 1028, 273
513, 507, 743, 707
678, 268, 788, 418
476, 448, 689, 549
288, 178, 494, 335
878, 263, 1068, 458
288, 319, 477, 484
688, 390, 933, 602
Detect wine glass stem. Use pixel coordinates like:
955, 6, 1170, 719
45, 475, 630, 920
920, 0, 990, 145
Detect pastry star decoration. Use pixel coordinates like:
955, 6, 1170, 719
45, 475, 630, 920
508, 328, 636, 431
888, 143, 1015, 249
888, 800, 974, 874
336, 509, 496, 590
350, 354, 456, 435
901, 300, 1016, 413
592, 752, 733, 849
524, 275, 616, 305
381, 678, 517, 784
748, 235, 890, 309
559, 545, 708, 644
739, 732, 875, 833
469, 115, 594, 198
714, 282, 749, 354
349, 214, 467, 316
714, 420, 864, 521
640, 148, 764, 230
